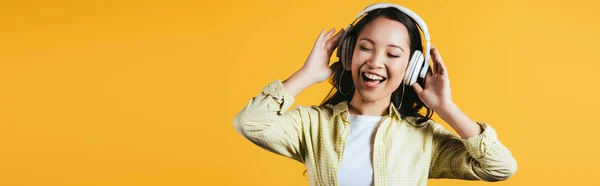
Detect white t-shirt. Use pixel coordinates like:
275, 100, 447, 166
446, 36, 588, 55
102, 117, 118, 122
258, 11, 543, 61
337, 114, 384, 186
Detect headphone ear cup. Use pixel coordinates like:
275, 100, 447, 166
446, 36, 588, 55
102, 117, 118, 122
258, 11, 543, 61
337, 25, 354, 71
410, 50, 424, 85
336, 38, 344, 59
404, 51, 417, 85
344, 36, 356, 71
404, 50, 424, 86
340, 36, 349, 71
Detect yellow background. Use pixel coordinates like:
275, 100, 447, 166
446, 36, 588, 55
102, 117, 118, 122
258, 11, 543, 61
1, 0, 599, 185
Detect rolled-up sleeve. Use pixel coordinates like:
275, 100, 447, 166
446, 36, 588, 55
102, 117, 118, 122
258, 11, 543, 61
233, 80, 306, 163
429, 122, 518, 181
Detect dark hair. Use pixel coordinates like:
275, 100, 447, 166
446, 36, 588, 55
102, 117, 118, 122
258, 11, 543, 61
321, 7, 433, 124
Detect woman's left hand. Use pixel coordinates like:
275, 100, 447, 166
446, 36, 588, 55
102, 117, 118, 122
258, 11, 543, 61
411, 45, 454, 111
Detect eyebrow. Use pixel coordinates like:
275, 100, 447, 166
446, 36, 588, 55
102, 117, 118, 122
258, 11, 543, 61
359, 38, 404, 52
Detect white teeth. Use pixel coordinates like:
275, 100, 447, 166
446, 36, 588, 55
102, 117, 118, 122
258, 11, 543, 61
364, 72, 384, 80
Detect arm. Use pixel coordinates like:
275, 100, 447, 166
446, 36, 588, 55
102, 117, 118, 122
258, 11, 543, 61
428, 120, 518, 181
411, 46, 517, 180
233, 79, 306, 162
233, 28, 344, 162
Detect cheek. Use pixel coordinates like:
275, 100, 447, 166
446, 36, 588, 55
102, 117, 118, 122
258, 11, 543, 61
387, 58, 410, 82
394, 60, 408, 74
351, 50, 366, 70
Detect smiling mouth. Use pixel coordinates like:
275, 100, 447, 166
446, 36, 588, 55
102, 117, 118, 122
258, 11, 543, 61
361, 72, 386, 87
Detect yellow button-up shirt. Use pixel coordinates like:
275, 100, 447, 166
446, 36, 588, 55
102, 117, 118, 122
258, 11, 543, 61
234, 80, 517, 185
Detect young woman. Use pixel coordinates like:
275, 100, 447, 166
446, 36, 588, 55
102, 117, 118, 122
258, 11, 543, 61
234, 3, 517, 186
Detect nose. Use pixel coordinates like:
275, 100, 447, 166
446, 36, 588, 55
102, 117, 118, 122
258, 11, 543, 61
366, 52, 385, 69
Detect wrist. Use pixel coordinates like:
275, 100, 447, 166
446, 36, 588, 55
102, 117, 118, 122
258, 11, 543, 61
283, 70, 315, 97
296, 69, 319, 85
435, 101, 458, 117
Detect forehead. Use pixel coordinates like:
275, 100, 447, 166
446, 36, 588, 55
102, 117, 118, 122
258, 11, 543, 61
357, 16, 410, 47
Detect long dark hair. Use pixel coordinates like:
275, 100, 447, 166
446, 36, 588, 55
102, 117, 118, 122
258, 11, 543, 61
321, 7, 433, 124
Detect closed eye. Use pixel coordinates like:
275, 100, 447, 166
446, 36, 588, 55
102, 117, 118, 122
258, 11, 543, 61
359, 46, 371, 51
387, 54, 400, 58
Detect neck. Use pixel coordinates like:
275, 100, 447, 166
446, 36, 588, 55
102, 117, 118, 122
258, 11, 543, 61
348, 94, 391, 116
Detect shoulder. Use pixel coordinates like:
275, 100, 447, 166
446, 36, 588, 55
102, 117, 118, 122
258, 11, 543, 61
311, 101, 348, 116
287, 101, 350, 124
289, 103, 336, 117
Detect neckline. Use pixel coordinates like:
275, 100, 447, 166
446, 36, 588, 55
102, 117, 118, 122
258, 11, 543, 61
348, 114, 384, 122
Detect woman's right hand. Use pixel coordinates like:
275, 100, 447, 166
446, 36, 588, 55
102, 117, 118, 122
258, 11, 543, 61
299, 28, 345, 84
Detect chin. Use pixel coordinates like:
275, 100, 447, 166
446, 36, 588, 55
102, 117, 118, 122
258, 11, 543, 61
354, 90, 389, 102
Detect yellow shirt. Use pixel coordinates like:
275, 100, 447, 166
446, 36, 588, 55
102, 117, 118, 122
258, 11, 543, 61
233, 80, 517, 186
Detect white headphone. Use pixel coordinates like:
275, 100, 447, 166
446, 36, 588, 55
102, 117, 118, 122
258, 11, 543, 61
336, 3, 431, 86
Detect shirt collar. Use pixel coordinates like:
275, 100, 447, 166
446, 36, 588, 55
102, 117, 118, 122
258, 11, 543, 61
327, 101, 431, 127
329, 101, 402, 120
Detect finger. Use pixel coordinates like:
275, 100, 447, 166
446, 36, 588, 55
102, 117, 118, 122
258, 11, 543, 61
432, 58, 438, 74
430, 45, 440, 74
326, 27, 335, 38
431, 46, 440, 74
318, 28, 335, 49
426, 66, 434, 78
325, 27, 336, 39
431, 45, 447, 74
411, 82, 424, 94
313, 28, 326, 48
326, 29, 344, 56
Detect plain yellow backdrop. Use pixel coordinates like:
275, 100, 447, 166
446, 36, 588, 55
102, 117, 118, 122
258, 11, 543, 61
1, 0, 599, 185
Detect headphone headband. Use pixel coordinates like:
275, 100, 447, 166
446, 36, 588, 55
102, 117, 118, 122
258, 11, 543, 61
361, 3, 430, 42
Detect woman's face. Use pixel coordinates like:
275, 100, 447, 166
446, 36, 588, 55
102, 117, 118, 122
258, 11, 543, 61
351, 16, 412, 102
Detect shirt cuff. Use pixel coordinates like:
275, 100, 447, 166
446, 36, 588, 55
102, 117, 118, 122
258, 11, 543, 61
460, 122, 502, 159
262, 79, 296, 115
